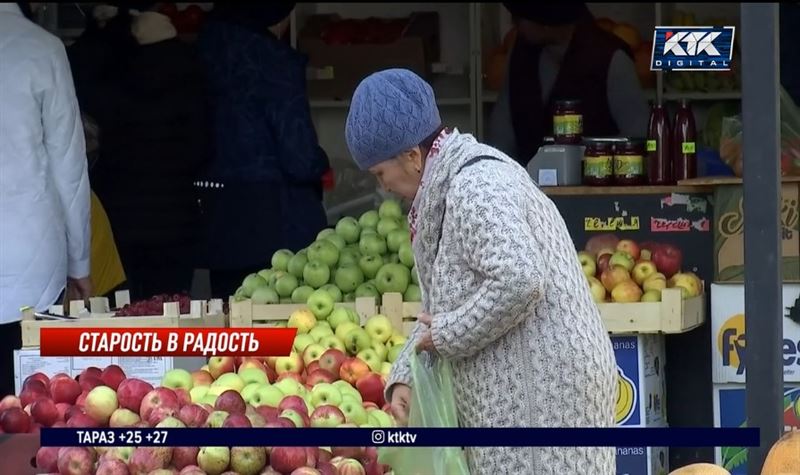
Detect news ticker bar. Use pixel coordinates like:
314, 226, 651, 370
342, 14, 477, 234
41, 427, 760, 448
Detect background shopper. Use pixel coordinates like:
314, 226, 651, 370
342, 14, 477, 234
0, 2, 92, 395
345, 68, 617, 475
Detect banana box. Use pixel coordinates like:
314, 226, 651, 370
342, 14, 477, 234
612, 335, 667, 427
711, 283, 800, 383
616, 445, 669, 475
712, 384, 800, 474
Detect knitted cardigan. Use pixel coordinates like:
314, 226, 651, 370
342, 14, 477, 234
385, 130, 617, 474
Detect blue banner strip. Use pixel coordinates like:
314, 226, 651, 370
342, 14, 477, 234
40, 427, 759, 448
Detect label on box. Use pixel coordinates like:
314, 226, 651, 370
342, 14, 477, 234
613, 336, 641, 426
538, 169, 558, 186
616, 447, 669, 475
612, 335, 667, 427
714, 385, 800, 474
711, 283, 800, 383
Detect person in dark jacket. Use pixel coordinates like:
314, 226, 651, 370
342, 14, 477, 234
196, 3, 330, 299
488, 2, 649, 166
68, 2, 208, 299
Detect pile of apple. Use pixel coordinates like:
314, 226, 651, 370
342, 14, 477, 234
234, 199, 419, 306
577, 233, 703, 303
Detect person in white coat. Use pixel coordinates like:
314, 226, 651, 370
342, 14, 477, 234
0, 2, 92, 395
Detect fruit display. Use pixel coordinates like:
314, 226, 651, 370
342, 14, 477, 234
9, 306, 404, 474
578, 233, 703, 303
115, 293, 192, 317
234, 199, 420, 306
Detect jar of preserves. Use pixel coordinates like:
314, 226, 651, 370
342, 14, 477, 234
614, 139, 646, 185
582, 139, 613, 186
553, 100, 583, 145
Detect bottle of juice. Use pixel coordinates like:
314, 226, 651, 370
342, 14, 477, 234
646, 101, 672, 185
672, 99, 698, 181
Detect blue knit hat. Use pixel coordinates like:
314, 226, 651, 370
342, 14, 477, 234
346, 69, 441, 170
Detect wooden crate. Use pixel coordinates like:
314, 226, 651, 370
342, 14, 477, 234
20, 291, 226, 348
379, 288, 705, 336
229, 297, 379, 328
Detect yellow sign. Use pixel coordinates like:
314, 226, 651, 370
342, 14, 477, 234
585, 216, 640, 232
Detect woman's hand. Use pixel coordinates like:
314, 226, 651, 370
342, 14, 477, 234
67, 276, 93, 302
390, 384, 412, 426
415, 312, 437, 354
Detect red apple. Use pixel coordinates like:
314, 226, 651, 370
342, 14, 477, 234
280, 408, 310, 428
319, 349, 347, 376
265, 364, 278, 383
318, 447, 333, 464
307, 369, 336, 386
215, 390, 246, 414
271, 447, 309, 474
597, 253, 612, 274
65, 405, 84, 422
140, 388, 180, 425
255, 405, 280, 423
24, 372, 51, 389
20, 384, 48, 407
117, 378, 154, 413
652, 243, 683, 278
306, 361, 322, 375
616, 239, 641, 260
355, 373, 385, 407
179, 466, 206, 475
0, 407, 31, 433
291, 468, 321, 475
50, 376, 82, 404
172, 447, 200, 470
178, 404, 209, 428
585, 233, 620, 256
95, 458, 129, 475
57, 447, 94, 475
207, 356, 236, 379
31, 397, 59, 427
36, 446, 60, 472
191, 370, 214, 387
332, 447, 365, 459
0, 395, 21, 411
317, 461, 337, 475
79, 375, 103, 392
339, 358, 370, 385
67, 412, 99, 428
310, 405, 346, 428
305, 446, 318, 467
639, 241, 663, 261
223, 413, 252, 428
28, 421, 41, 434
174, 388, 192, 408
334, 458, 366, 475
238, 358, 268, 373
278, 395, 308, 416
100, 365, 127, 391
129, 447, 173, 474
55, 402, 70, 422
79, 366, 103, 380
75, 390, 89, 407
277, 372, 304, 384
266, 418, 295, 429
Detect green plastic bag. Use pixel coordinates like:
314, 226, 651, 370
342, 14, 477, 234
378, 352, 471, 475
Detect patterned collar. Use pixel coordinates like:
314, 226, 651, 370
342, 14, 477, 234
408, 128, 452, 242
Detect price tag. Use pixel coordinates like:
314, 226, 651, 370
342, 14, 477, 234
682, 142, 696, 154
646, 140, 657, 152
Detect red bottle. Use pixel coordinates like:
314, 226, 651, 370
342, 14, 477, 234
672, 99, 698, 181
646, 101, 672, 185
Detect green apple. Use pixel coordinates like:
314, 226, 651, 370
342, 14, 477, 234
398, 242, 414, 268
346, 308, 360, 325
307, 289, 335, 320
343, 293, 355, 302
335, 216, 361, 244
387, 344, 403, 363
403, 284, 421, 302
233, 286, 248, 302
359, 234, 387, 257
279, 298, 293, 304
360, 228, 377, 237
251, 384, 284, 407
338, 398, 369, 425
271, 249, 294, 272
337, 248, 361, 268
377, 217, 400, 238
162, 368, 193, 390
371, 341, 388, 361
334, 264, 365, 293
198, 446, 230, 475
303, 260, 331, 289
388, 334, 407, 348
317, 228, 336, 240
411, 265, 419, 285
239, 368, 268, 386
274, 378, 303, 397
257, 269, 274, 284
388, 253, 401, 264
358, 254, 384, 279
242, 273, 268, 297
320, 284, 343, 302
213, 373, 245, 392
379, 199, 403, 220
274, 274, 299, 298
293, 334, 316, 353
287, 253, 309, 279
309, 325, 334, 342
241, 382, 261, 402
335, 382, 362, 403
327, 307, 352, 330
375, 263, 411, 294
201, 394, 218, 406
206, 411, 230, 428
190, 385, 210, 403
359, 210, 380, 229
368, 409, 395, 428
345, 327, 372, 354
355, 282, 381, 304
308, 240, 340, 267
364, 314, 393, 344
311, 383, 343, 407
251, 286, 279, 305
291, 285, 314, 304
341, 394, 362, 409
316, 320, 332, 331
380, 362, 392, 377
335, 321, 359, 341
303, 343, 326, 366
320, 335, 346, 352
357, 349, 382, 372
386, 229, 411, 253
324, 233, 347, 251
269, 270, 287, 288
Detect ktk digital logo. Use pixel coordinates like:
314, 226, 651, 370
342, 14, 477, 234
650, 26, 735, 71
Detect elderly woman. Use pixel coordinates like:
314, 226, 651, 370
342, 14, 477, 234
345, 69, 617, 474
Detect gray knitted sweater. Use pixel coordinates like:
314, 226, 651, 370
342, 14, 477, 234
385, 130, 617, 474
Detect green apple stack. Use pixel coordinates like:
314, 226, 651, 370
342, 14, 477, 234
233, 199, 422, 305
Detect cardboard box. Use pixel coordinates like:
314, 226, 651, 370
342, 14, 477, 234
611, 335, 667, 427
299, 12, 439, 100
713, 384, 800, 474
711, 283, 800, 383
713, 183, 800, 282
616, 446, 669, 475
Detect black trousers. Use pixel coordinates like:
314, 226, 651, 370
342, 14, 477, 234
117, 244, 195, 300
0, 322, 22, 397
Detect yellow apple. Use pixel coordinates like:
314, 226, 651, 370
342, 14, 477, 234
611, 280, 643, 303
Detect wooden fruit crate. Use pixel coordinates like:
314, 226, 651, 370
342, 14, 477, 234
228, 296, 379, 328
20, 291, 226, 348
380, 288, 704, 336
